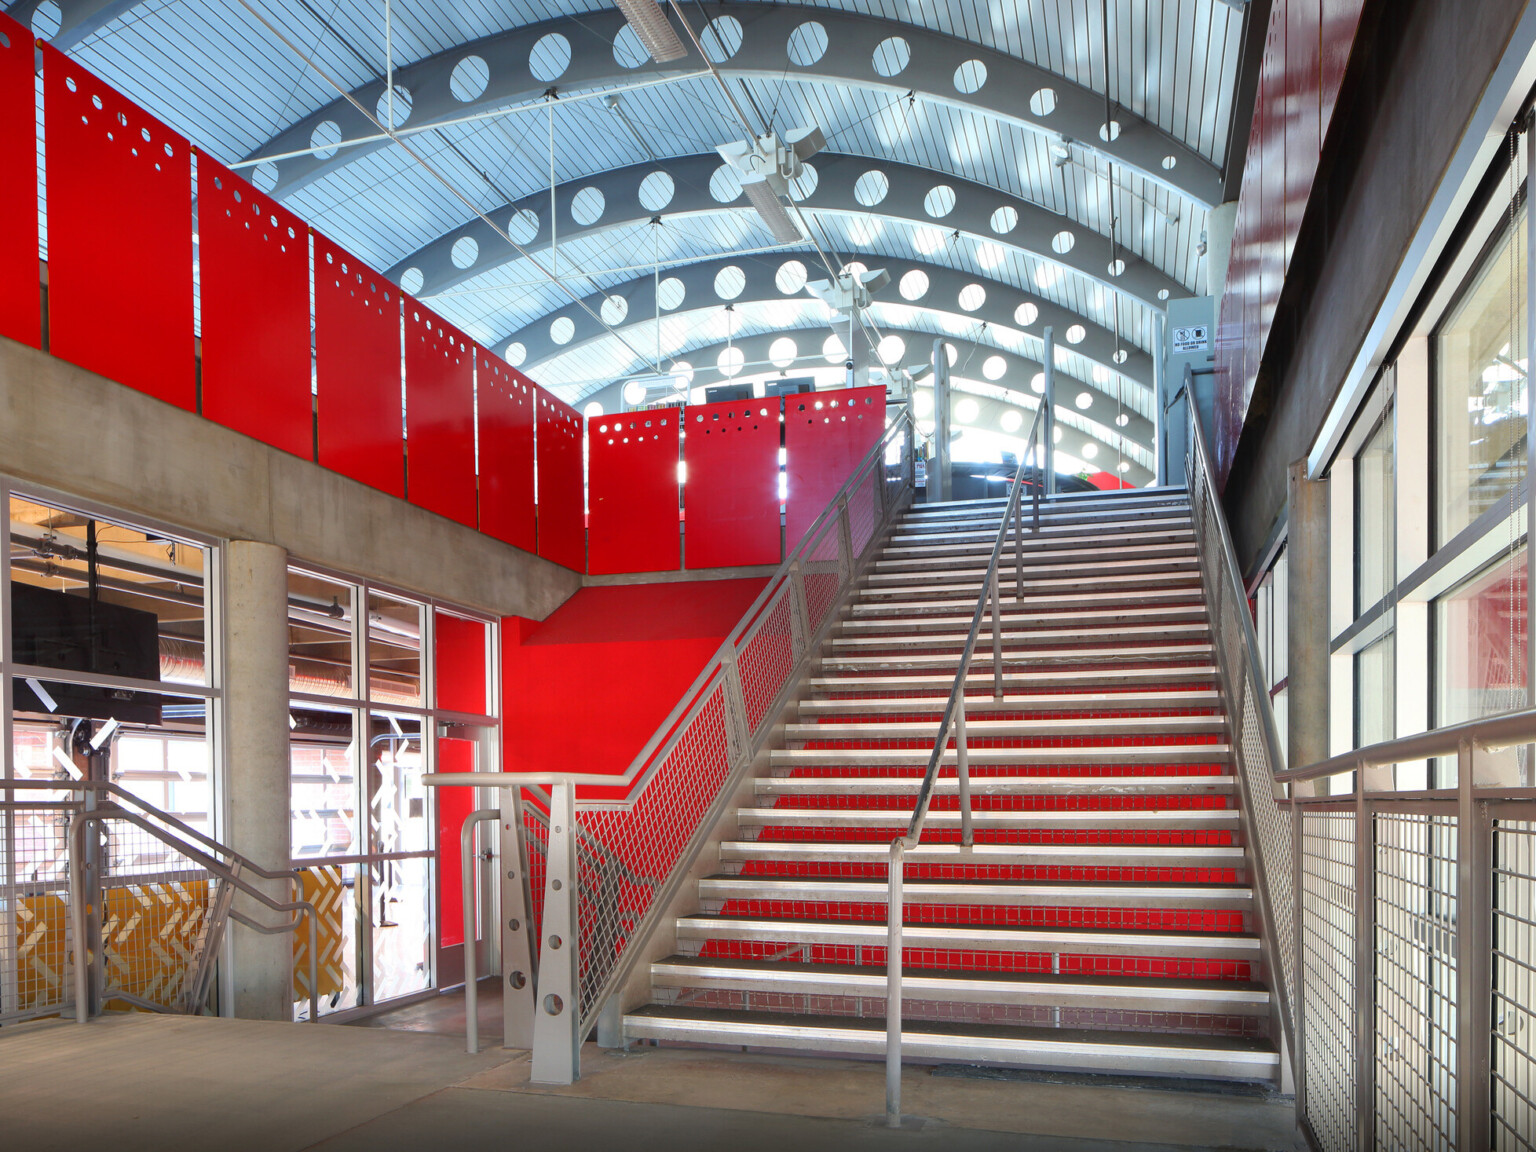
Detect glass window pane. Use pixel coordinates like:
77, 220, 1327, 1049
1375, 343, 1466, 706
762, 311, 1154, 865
1355, 409, 1396, 614
1434, 207, 1528, 544
1437, 549, 1528, 784
290, 704, 358, 861
9, 496, 209, 685
367, 593, 422, 706
366, 712, 427, 855
288, 570, 354, 699
1351, 633, 1395, 795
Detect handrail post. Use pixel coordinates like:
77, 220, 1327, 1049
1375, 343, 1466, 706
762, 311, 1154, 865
1014, 477, 1025, 603
836, 494, 854, 582
956, 698, 973, 848
1456, 740, 1492, 1151
530, 782, 580, 1085
787, 559, 810, 660
68, 812, 90, 1024
461, 807, 499, 1055
885, 839, 905, 1129
990, 568, 1003, 701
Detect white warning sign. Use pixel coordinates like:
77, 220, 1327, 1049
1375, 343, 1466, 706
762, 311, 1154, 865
1171, 325, 1210, 354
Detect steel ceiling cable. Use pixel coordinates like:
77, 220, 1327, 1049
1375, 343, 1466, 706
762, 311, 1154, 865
229, 0, 661, 372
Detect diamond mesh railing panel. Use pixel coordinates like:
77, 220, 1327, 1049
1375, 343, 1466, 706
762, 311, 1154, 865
1, 799, 77, 1024
575, 681, 732, 1024
1184, 413, 1298, 1071
1301, 809, 1358, 1152
1374, 812, 1459, 1151
848, 466, 879, 558
802, 517, 844, 634
98, 816, 220, 1012
523, 800, 549, 946
738, 585, 795, 732
1494, 818, 1536, 1150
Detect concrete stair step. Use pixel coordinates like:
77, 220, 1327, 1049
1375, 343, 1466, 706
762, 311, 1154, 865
797, 690, 1222, 714
648, 957, 1272, 1015
734, 807, 1239, 831
770, 745, 1231, 768
754, 774, 1236, 797
622, 1006, 1278, 1080
786, 715, 1225, 741
673, 914, 1262, 959
719, 840, 1245, 869
696, 875, 1254, 910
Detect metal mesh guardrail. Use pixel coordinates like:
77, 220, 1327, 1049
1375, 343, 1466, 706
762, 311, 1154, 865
561, 416, 915, 1037
1, 796, 78, 1025
1181, 391, 1299, 1081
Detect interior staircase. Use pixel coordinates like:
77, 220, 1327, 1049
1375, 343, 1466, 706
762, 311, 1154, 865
622, 488, 1283, 1084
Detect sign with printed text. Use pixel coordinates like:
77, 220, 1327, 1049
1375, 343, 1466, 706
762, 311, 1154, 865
1171, 325, 1210, 354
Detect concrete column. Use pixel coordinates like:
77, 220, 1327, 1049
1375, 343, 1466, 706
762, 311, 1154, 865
1287, 461, 1331, 794
929, 338, 950, 503
223, 540, 293, 1020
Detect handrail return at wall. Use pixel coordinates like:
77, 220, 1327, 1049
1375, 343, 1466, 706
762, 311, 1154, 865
427, 408, 918, 1079
883, 399, 1047, 1128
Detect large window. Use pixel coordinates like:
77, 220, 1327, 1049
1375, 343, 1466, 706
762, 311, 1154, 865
1352, 633, 1396, 794
1436, 549, 1527, 785
1254, 547, 1289, 757
1433, 206, 1528, 545
1355, 408, 1396, 614
286, 565, 495, 1018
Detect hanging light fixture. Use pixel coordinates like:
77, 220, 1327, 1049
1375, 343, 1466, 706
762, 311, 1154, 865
715, 127, 827, 243
615, 0, 687, 62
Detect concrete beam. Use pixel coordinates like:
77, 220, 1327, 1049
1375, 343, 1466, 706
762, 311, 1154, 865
389, 154, 1187, 315
510, 251, 1153, 394
242, 5, 1222, 208
0, 336, 581, 618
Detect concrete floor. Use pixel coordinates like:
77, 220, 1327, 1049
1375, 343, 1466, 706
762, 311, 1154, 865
0, 992, 1302, 1152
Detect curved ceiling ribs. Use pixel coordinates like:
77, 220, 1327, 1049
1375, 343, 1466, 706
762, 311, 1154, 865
575, 327, 1154, 484
241, 4, 1223, 209
507, 252, 1153, 397
5, 0, 140, 52
390, 153, 1188, 314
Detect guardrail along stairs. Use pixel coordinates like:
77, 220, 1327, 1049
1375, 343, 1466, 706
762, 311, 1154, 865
623, 487, 1283, 1084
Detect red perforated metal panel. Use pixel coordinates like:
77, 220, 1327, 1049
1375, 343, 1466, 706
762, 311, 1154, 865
588, 411, 681, 575
403, 302, 476, 527
43, 47, 194, 407
682, 397, 782, 570
783, 386, 885, 551
197, 156, 311, 458
535, 388, 585, 572
476, 351, 536, 552
314, 235, 404, 498
0, 14, 39, 350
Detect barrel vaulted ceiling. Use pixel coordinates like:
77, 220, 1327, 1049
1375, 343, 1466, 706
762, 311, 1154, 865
8, 0, 1247, 458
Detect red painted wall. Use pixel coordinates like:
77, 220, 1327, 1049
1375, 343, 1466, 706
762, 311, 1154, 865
501, 578, 766, 791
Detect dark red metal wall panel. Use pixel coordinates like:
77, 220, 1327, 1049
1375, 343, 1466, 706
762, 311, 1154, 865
784, 385, 885, 551
1321, 0, 1366, 132
588, 410, 681, 575
477, 350, 536, 552
314, 236, 404, 498
1284, 0, 1321, 270
403, 302, 476, 527
535, 388, 585, 572
198, 156, 312, 458
682, 397, 782, 570
43, 46, 194, 408
0, 14, 39, 350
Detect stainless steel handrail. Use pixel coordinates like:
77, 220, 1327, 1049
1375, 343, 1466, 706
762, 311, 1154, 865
425, 408, 915, 801
884, 400, 1046, 1128
461, 806, 500, 1054
66, 803, 321, 1023
1279, 704, 1536, 783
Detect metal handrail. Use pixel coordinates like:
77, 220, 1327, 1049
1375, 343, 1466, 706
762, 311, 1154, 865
460, 807, 500, 1054
425, 407, 913, 806
1178, 378, 1299, 1093
67, 803, 322, 1023
1279, 703, 1536, 784
884, 400, 1046, 1128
